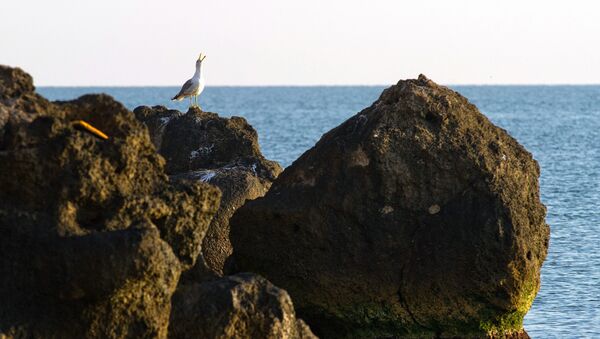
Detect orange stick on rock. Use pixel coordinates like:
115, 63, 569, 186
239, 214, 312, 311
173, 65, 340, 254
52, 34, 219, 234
73, 120, 109, 140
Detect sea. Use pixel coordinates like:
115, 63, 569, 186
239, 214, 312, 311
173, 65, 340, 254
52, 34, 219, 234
38, 85, 600, 338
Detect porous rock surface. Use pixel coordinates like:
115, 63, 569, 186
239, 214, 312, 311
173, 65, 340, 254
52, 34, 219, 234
0, 65, 61, 134
133, 105, 281, 178
231, 75, 549, 338
169, 273, 317, 339
0, 65, 221, 338
135, 105, 282, 279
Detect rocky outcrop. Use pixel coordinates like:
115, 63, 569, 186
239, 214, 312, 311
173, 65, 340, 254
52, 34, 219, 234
133, 105, 281, 178
169, 273, 317, 339
0, 64, 317, 339
0, 65, 34, 100
0, 65, 61, 134
135, 105, 282, 279
0, 66, 221, 338
231, 75, 549, 338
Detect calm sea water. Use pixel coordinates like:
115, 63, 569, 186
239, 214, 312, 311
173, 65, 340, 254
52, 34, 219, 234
39, 85, 600, 338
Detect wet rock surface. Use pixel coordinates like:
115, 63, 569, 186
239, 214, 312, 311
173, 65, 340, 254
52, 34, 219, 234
170, 273, 317, 339
0, 65, 222, 338
135, 105, 282, 279
231, 75, 549, 338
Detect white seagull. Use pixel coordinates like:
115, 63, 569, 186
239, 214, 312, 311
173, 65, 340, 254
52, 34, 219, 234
172, 53, 206, 109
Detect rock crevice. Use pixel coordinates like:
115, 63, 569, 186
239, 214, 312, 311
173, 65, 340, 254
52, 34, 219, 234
135, 105, 282, 280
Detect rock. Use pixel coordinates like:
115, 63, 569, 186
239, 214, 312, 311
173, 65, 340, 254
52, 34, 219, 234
135, 105, 282, 279
134, 105, 281, 178
0, 64, 34, 100
230, 75, 549, 338
0, 64, 61, 133
172, 167, 274, 280
0, 66, 221, 338
133, 105, 317, 337
169, 273, 317, 339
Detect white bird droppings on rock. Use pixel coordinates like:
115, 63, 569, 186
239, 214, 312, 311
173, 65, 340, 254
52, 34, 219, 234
159, 116, 171, 126
199, 171, 216, 183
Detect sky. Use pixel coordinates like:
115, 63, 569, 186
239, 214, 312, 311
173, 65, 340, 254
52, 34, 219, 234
1, 0, 599, 86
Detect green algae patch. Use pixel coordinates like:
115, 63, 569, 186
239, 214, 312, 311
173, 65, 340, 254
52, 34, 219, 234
479, 310, 526, 336
297, 302, 427, 338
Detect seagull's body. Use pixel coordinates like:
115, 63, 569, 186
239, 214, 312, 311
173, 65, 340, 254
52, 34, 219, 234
172, 53, 206, 109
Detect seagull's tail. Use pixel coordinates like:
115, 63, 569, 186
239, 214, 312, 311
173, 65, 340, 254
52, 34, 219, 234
171, 94, 184, 101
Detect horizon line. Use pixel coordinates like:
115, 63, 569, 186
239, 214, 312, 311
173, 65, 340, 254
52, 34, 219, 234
37, 83, 600, 88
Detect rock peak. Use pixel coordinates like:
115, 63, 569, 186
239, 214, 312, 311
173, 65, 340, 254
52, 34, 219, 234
186, 106, 204, 115
379, 74, 456, 109
0, 64, 35, 100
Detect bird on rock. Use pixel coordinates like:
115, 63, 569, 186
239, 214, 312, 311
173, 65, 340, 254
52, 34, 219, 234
172, 53, 206, 109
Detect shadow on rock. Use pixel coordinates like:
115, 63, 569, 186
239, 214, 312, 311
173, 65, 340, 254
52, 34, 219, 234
169, 273, 316, 339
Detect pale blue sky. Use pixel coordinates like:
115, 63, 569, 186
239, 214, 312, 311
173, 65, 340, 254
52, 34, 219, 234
1, 0, 599, 86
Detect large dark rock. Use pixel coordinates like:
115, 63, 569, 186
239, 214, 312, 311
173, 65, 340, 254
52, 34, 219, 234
0, 66, 221, 338
231, 75, 549, 338
135, 105, 282, 279
169, 273, 317, 339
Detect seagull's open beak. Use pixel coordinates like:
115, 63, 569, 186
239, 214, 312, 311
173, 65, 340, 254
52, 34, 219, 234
201, 54, 206, 62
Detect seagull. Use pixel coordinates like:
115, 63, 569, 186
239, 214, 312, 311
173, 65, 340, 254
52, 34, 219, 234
172, 53, 206, 109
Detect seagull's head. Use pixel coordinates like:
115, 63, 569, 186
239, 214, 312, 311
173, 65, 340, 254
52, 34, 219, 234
197, 53, 207, 63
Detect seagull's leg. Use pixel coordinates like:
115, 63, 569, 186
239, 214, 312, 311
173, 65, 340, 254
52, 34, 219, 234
189, 96, 192, 108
